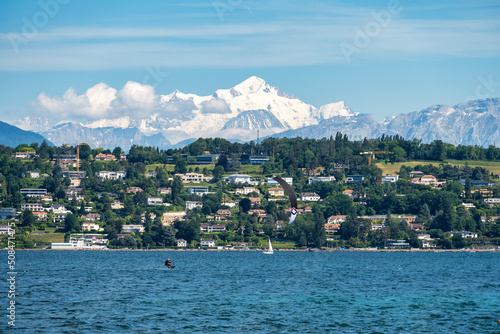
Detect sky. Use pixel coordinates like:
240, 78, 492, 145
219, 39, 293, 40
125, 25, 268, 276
0, 0, 499, 123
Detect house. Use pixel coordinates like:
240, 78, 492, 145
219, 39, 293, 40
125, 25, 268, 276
40, 195, 53, 203
81, 221, 101, 232
409, 171, 424, 178
224, 174, 252, 184
20, 188, 48, 197
381, 175, 399, 183
0, 208, 17, 220
191, 154, 219, 165
324, 223, 340, 233
222, 200, 238, 207
410, 175, 443, 187
308, 176, 335, 184
147, 197, 163, 206
200, 239, 216, 248
409, 223, 425, 231
267, 187, 284, 197
346, 175, 364, 183
484, 198, 500, 206
110, 201, 124, 209
59, 159, 77, 169
266, 177, 293, 186
95, 153, 116, 161
62, 171, 86, 179
248, 155, 270, 165
249, 197, 261, 206
122, 224, 145, 233
235, 187, 260, 195
327, 215, 347, 224
28, 171, 40, 178
274, 220, 285, 229
50, 204, 71, 214
450, 231, 478, 238
417, 234, 431, 240
144, 171, 156, 178
461, 203, 475, 209
11, 151, 35, 159
175, 173, 213, 183
53, 213, 68, 223
157, 187, 172, 195
200, 224, 227, 232
299, 192, 320, 201
186, 201, 203, 210
120, 153, 127, 160
161, 211, 187, 226
248, 209, 267, 217
176, 239, 187, 247
127, 187, 143, 194
217, 209, 231, 216
187, 187, 210, 196
33, 211, 48, 221
81, 213, 101, 221
342, 189, 354, 198
384, 240, 410, 249
96, 171, 126, 180
21, 203, 44, 211
371, 223, 384, 230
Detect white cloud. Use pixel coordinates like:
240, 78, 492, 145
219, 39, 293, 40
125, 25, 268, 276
35, 81, 159, 121
37, 83, 117, 120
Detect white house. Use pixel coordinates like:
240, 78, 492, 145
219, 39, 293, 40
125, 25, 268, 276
122, 224, 145, 233
147, 197, 163, 205
176, 239, 187, 247
96, 171, 126, 180
186, 201, 203, 210
299, 192, 321, 201
450, 231, 478, 238
308, 176, 335, 184
200, 239, 216, 248
224, 174, 252, 184
21, 203, 44, 211
327, 215, 347, 224
28, 171, 40, 178
381, 175, 399, 183
267, 177, 293, 186
81, 221, 101, 232
187, 187, 210, 196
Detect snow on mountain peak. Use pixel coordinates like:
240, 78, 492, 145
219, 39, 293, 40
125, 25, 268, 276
233, 76, 267, 93
316, 101, 357, 119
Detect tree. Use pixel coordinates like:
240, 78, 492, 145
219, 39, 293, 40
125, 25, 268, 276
21, 210, 35, 228
239, 198, 251, 213
174, 157, 187, 174
212, 165, 225, 182
64, 214, 80, 232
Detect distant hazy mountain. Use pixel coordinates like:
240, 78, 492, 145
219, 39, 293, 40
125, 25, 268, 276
277, 98, 500, 147
41, 123, 171, 151
0, 120, 52, 148
9, 77, 500, 149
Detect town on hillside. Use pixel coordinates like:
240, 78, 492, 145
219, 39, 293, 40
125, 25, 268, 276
1, 135, 500, 251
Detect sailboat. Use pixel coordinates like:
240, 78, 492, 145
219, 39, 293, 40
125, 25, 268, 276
263, 238, 274, 254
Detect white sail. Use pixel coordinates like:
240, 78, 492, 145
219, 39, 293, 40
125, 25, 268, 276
263, 238, 273, 254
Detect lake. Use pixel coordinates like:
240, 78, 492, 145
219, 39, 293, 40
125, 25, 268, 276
1, 251, 499, 333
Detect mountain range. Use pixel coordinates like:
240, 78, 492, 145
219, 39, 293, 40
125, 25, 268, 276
7, 77, 500, 150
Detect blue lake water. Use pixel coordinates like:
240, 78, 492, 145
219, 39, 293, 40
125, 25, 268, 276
1, 251, 500, 333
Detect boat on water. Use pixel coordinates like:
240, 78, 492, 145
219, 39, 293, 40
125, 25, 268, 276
263, 239, 273, 254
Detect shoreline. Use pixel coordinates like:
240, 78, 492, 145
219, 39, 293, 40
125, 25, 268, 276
8, 248, 500, 252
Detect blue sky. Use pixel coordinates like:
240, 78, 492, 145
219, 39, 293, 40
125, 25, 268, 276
0, 0, 499, 122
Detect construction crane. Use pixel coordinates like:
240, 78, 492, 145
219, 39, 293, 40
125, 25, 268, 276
63, 142, 129, 172
360, 151, 394, 166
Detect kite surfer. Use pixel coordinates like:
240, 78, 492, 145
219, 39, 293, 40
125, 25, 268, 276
165, 258, 175, 269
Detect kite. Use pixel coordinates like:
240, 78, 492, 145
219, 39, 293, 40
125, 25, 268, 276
271, 176, 298, 224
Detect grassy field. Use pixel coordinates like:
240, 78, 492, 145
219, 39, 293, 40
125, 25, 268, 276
376, 160, 500, 175
29, 232, 65, 244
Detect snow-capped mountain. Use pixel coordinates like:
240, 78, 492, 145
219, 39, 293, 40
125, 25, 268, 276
275, 98, 500, 147
8, 76, 500, 150
13, 76, 355, 149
